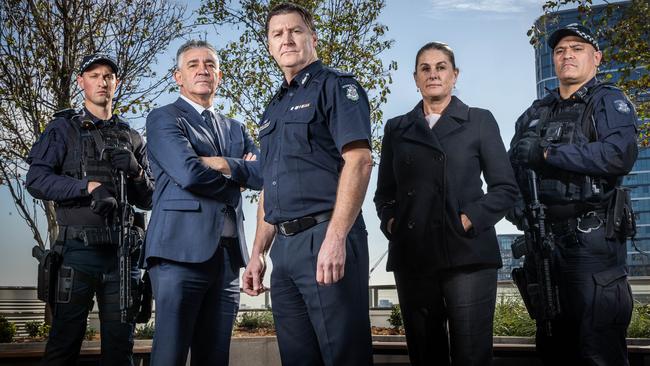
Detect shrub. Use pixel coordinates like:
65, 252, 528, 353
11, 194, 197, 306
0, 316, 16, 343
493, 296, 536, 337
388, 304, 403, 331
85, 326, 97, 340
237, 311, 274, 331
24, 321, 50, 338
628, 302, 650, 338
39, 323, 51, 338
25, 321, 41, 338
135, 322, 155, 339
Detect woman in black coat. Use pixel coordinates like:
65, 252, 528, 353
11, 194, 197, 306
374, 42, 518, 366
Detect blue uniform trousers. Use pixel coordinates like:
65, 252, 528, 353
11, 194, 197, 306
270, 216, 373, 366
149, 240, 240, 366
41, 238, 139, 366
531, 223, 632, 366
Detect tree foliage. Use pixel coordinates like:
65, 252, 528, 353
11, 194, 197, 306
197, 0, 396, 154
0, 0, 190, 248
528, 0, 649, 144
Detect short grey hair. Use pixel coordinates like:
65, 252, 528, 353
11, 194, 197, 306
176, 39, 219, 69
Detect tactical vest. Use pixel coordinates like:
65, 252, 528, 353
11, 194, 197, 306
521, 82, 617, 208
57, 109, 134, 207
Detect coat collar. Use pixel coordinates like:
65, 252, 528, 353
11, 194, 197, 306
401, 96, 469, 150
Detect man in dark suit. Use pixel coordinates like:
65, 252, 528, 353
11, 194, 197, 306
144, 39, 262, 366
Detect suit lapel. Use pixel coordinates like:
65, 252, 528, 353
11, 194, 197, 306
214, 113, 232, 157
173, 97, 220, 154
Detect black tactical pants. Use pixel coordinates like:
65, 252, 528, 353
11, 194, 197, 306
529, 220, 632, 366
41, 237, 139, 366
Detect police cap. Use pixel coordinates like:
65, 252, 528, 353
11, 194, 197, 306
548, 23, 599, 51
78, 53, 119, 75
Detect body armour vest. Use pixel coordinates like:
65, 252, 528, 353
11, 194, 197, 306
57, 109, 134, 208
520, 82, 617, 209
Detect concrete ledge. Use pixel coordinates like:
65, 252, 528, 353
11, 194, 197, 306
2, 336, 650, 366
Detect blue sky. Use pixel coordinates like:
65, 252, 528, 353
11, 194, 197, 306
0, 0, 553, 286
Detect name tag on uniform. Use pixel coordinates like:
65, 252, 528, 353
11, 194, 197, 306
289, 103, 311, 111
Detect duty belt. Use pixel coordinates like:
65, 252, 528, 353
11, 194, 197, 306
276, 210, 333, 236
549, 209, 607, 237
61, 225, 120, 246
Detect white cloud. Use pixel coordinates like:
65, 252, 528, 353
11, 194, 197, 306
429, 0, 543, 14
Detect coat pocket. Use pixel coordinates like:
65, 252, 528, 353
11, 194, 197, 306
161, 199, 201, 211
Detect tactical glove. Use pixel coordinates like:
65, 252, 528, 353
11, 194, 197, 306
110, 149, 141, 177
513, 132, 545, 168
90, 185, 117, 216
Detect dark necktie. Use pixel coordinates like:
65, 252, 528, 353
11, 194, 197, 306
201, 110, 221, 154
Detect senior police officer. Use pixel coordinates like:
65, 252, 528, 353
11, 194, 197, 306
26, 54, 154, 366
242, 3, 374, 365
509, 23, 638, 365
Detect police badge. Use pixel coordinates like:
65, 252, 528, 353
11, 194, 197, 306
342, 84, 359, 101
613, 99, 631, 114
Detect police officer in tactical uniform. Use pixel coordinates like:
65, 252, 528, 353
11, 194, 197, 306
25, 54, 154, 366
509, 24, 638, 365
242, 3, 374, 365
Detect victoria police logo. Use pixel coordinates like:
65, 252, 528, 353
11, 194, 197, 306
613, 99, 631, 114
342, 84, 359, 101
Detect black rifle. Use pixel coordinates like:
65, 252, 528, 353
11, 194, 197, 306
511, 170, 561, 335
116, 170, 133, 323
114, 157, 150, 324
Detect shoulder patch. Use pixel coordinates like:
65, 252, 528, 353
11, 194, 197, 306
342, 83, 359, 101
613, 99, 631, 114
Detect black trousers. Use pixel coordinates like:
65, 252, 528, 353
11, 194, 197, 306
394, 266, 498, 366
41, 238, 139, 366
530, 223, 632, 366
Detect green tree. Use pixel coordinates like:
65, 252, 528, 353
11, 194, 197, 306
528, 0, 649, 144
197, 0, 396, 153
0, 0, 190, 250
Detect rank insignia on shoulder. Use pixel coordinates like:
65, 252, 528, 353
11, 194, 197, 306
342, 84, 359, 101
613, 99, 631, 114
259, 119, 270, 132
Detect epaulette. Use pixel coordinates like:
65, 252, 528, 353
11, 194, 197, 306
52, 108, 81, 120
327, 67, 355, 78
534, 93, 556, 107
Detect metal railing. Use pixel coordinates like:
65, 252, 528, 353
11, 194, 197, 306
4, 277, 650, 334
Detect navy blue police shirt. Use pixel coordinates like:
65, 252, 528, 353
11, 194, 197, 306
259, 60, 371, 224
515, 78, 638, 176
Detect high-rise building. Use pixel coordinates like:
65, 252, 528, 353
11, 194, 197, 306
497, 234, 522, 281
533, 1, 650, 276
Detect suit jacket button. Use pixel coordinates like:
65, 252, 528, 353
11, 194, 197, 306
407, 220, 415, 229
407, 189, 415, 197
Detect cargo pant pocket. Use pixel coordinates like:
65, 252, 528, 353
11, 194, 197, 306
592, 266, 633, 329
